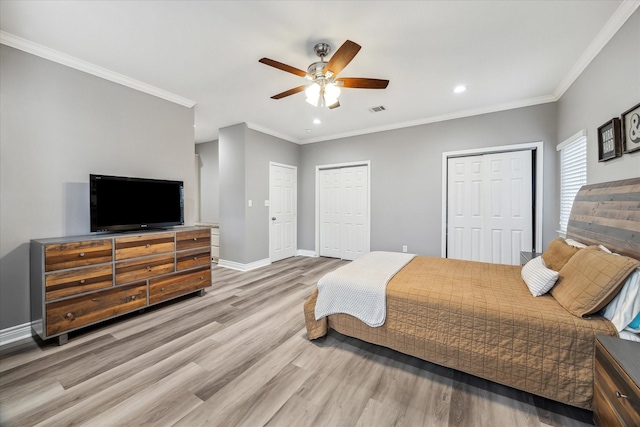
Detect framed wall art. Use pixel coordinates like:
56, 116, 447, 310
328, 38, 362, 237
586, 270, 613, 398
621, 103, 640, 154
597, 118, 622, 162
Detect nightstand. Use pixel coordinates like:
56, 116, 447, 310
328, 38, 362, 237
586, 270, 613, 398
594, 335, 640, 427
519, 251, 542, 266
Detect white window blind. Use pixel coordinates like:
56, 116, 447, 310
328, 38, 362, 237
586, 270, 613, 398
557, 132, 587, 236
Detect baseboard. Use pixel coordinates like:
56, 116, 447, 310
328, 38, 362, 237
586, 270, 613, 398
218, 258, 271, 272
296, 249, 317, 257
0, 322, 33, 347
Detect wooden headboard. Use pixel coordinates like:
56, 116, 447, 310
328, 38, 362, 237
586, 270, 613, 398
567, 177, 640, 260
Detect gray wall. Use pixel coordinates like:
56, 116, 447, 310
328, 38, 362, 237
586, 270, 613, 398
218, 124, 299, 264
299, 103, 559, 257
0, 45, 195, 330
558, 9, 640, 184
219, 124, 247, 263
195, 140, 220, 223
245, 128, 300, 262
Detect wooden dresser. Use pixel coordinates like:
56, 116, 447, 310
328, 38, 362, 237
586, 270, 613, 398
31, 227, 212, 345
594, 335, 640, 427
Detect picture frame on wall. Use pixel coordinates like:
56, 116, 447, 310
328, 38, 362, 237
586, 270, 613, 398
621, 103, 640, 154
597, 118, 622, 162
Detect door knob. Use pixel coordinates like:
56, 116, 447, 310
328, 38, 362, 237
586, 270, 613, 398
272, 217, 276, 220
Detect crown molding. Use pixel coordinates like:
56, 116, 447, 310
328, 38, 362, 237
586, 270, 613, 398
299, 95, 557, 144
0, 31, 196, 109
246, 122, 300, 144
553, 0, 640, 99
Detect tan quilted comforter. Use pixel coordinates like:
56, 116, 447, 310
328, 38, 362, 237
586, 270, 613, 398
304, 256, 618, 409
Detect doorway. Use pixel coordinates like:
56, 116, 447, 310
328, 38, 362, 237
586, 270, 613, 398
442, 142, 543, 265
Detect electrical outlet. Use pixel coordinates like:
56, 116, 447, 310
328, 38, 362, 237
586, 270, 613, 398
402, 245, 407, 253
248, 200, 252, 207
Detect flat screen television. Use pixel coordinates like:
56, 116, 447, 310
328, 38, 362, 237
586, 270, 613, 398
90, 174, 184, 232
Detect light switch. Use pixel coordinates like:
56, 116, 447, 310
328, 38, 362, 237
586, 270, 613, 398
248, 200, 252, 207
264, 200, 270, 207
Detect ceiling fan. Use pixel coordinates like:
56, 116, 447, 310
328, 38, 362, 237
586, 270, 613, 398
259, 40, 389, 109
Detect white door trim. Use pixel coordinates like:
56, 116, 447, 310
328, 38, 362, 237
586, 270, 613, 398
269, 162, 297, 262
315, 160, 371, 258
441, 141, 544, 257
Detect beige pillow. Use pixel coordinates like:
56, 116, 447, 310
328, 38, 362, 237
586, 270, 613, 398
551, 247, 640, 317
541, 238, 581, 271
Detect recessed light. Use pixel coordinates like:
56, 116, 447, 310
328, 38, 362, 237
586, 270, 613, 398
453, 85, 467, 94
313, 119, 321, 125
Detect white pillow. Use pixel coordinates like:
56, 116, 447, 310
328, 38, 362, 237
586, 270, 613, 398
521, 256, 559, 297
600, 267, 640, 332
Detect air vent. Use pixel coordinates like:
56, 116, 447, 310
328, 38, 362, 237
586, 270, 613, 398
369, 105, 386, 113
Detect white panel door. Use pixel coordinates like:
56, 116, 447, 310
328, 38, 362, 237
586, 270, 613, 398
319, 169, 342, 259
341, 166, 369, 260
270, 163, 296, 262
483, 151, 532, 265
319, 165, 369, 261
447, 150, 532, 265
447, 156, 484, 262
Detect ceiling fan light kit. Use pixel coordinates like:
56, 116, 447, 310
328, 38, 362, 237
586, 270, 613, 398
259, 40, 389, 109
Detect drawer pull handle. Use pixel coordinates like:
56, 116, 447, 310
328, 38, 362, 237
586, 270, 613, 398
65, 312, 73, 319
161, 287, 165, 292
200, 276, 204, 280
129, 296, 136, 302
146, 244, 150, 248
193, 238, 198, 241
146, 266, 152, 271
80, 279, 86, 284
193, 257, 198, 261
615, 391, 628, 399
79, 252, 85, 257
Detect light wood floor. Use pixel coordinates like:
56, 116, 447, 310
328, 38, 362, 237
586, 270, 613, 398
1, 256, 595, 426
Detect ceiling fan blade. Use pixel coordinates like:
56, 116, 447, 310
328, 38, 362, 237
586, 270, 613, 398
325, 40, 361, 77
336, 78, 389, 89
328, 100, 340, 109
271, 85, 307, 99
259, 58, 308, 78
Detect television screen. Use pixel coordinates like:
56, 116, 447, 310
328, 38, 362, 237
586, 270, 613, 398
90, 174, 184, 232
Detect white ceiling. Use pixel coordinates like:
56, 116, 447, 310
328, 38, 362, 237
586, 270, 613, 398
1, 1, 636, 144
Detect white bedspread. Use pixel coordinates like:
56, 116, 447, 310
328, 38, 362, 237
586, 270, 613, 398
314, 251, 416, 327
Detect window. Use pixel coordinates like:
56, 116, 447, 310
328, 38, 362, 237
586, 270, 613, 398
557, 130, 587, 237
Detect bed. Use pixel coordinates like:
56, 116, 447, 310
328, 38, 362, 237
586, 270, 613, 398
304, 178, 640, 410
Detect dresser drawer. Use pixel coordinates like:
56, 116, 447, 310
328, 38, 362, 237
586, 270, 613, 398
594, 381, 625, 427
149, 266, 211, 304
176, 229, 210, 251
176, 247, 211, 271
45, 240, 112, 272
46, 282, 146, 336
45, 265, 113, 301
115, 232, 175, 260
115, 253, 175, 285
595, 341, 640, 426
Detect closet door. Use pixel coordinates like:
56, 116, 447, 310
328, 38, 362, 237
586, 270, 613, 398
483, 150, 533, 264
319, 165, 369, 260
447, 150, 532, 265
319, 169, 343, 259
447, 156, 485, 261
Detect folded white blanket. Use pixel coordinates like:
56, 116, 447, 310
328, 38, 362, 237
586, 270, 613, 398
314, 251, 416, 327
